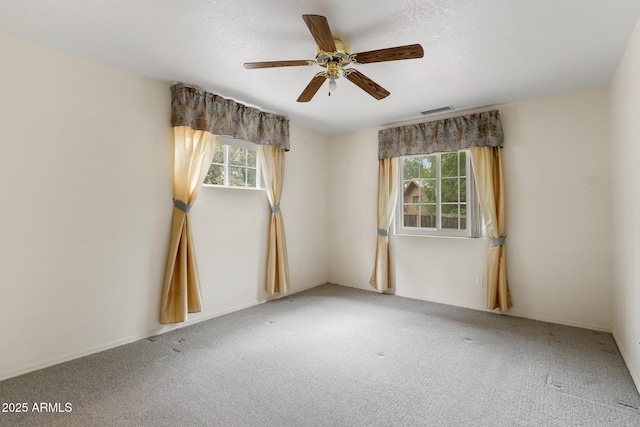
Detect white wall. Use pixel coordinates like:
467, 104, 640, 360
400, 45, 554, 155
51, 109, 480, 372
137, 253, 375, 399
191, 124, 330, 318
327, 129, 379, 288
0, 33, 330, 380
328, 88, 613, 331
0, 33, 172, 380
610, 18, 640, 391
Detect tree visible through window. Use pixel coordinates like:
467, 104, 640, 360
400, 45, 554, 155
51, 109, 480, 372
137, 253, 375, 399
204, 144, 261, 188
399, 151, 479, 236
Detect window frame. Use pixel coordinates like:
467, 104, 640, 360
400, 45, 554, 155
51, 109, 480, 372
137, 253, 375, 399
202, 136, 263, 190
395, 150, 482, 238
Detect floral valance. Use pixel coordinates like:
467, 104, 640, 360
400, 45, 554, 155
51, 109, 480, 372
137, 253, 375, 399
171, 83, 289, 151
378, 110, 503, 159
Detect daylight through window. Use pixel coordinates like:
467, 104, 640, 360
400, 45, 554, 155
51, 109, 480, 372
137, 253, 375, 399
398, 151, 480, 237
203, 143, 261, 189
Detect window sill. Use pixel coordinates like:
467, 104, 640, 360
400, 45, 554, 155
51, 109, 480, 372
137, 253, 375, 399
202, 184, 265, 191
393, 232, 482, 240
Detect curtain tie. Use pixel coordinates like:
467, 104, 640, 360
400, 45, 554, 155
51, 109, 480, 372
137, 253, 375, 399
173, 199, 192, 213
271, 204, 280, 213
377, 228, 388, 237
489, 236, 506, 246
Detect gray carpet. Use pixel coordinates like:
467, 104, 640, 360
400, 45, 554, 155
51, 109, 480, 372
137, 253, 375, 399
1, 283, 639, 426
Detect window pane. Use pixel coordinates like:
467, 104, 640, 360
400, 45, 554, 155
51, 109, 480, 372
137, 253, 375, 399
420, 180, 436, 203
419, 204, 436, 228
229, 146, 246, 166
204, 164, 224, 185
229, 166, 247, 186
213, 144, 224, 163
403, 181, 420, 204
460, 204, 467, 229
460, 178, 467, 203
247, 149, 257, 167
403, 158, 421, 180
441, 153, 459, 177
441, 204, 460, 229
420, 156, 436, 179
403, 204, 419, 228
441, 178, 459, 203
247, 168, 257, 188
399, 151, 474, 235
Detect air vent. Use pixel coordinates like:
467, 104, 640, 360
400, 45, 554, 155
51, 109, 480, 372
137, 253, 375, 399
420, 105, 454, 116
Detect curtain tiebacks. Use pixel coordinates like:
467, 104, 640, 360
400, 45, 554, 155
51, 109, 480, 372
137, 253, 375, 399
173, 199, 192, 213
271, 204, 280, 213
377, 228, 388, 237
489, 236, 506, 246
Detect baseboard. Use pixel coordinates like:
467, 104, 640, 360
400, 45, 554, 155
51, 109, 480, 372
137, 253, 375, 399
329, 280, 379, 293
330, 282, 611, 333
0, 281, 331, 382
612, 329, 640, 394
263, 280, 328, 302
0, 299, 263, 382
396, 290, 611, 332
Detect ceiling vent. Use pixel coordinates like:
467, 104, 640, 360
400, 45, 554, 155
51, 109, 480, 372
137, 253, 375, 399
420, 105, 454, 116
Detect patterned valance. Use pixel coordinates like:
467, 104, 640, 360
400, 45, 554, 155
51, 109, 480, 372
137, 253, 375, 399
171, 83, 289, 151
378, 110, 503, 159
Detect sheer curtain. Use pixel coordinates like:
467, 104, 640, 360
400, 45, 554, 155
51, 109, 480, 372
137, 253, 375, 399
470, 146, 510, 311
160, 127, 218, 324
369, 157, 399, 292
258, 145, 290, 294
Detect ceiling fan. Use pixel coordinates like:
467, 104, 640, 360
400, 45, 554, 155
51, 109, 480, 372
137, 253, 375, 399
243, 14, 424, 102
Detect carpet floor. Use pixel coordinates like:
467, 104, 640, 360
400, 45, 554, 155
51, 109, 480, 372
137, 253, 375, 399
1, 283, 639, 426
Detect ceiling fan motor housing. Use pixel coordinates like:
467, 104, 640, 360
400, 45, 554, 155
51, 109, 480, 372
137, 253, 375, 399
315, 38, 353, 79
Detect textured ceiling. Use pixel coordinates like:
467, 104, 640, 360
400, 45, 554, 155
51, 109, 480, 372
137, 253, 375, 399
1, 0, 639, 135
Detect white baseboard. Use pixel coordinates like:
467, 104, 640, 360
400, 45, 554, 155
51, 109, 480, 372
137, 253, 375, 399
262, 280, 328, 302
395, 290, 611, 332
0, 282, 328, 382
328, 280, 380, 293
0, 298, 263, 382
331, 281, 611, 333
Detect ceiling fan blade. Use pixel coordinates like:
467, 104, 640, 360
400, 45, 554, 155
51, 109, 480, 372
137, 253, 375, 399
302, 15, 336, 52
343, 70, 390, 100
352, 44, 424, 64
297, 74, 326, 102
244, 60, 314, 69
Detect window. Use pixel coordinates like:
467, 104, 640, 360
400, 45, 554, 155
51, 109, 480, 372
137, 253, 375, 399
397, 150, 481, 237
203, 138, 262, 189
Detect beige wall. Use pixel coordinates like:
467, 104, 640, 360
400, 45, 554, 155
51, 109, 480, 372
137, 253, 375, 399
0, 33, 329, 380
610, 18, 640, 392
328, 88, 613, 331
0, 32, 172, 380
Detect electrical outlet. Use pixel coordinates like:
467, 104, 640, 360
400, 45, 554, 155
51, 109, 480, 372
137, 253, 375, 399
476, 277, 484, 287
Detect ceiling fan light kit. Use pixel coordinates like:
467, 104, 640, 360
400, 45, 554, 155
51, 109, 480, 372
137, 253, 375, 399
243, 14, 424, 102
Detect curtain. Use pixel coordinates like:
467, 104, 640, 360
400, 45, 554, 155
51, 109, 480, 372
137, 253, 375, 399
375, 110, 510, 310
258, 145, 290, 294
161, 83, 290, 324
470, 146, 510, 311
369, 157, 399, 292
160, 127, 218, 324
